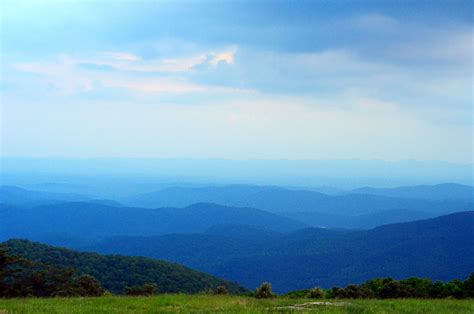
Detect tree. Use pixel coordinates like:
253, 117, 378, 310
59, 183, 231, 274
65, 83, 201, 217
308, 287, 325, 298
73, 275, 105, 297
331, 287, 346, 299
380, 280, 402, 299
362, 277, 393, 298
0, 245, 30, 297
255, 282, 274, 299
399, 277, 432, 298
1, 245, 105, 298
463, 273, 474, 298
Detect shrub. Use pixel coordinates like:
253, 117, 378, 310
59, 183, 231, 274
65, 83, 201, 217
215, 285, 228, 295
73, 274, 105, 296
255, 282, 274, 299
308, 287, 325, 298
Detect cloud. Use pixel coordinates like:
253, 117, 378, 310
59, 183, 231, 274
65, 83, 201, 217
75, 52, 208, 73
11, 48, 246, 98
14, 48, 237, 80
209, 50, 235, 66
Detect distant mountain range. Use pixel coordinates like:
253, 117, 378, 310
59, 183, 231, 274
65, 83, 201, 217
122, 183, 472, 228
0, 185, 122, 208
0, 185, 89, 206
349, 183, 474, 201
0, 201, 306, 241
1, 183, 473, 293
82, 211, 474, 293
4, 239, 245, 294
124, 183, 473, 214
1, 183, 473, 233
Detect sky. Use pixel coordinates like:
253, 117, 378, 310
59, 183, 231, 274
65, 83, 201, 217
1, 0, 473, 163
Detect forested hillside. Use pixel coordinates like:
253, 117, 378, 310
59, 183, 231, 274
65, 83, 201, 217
85, 212, 474, 292
4, 239, 246, 294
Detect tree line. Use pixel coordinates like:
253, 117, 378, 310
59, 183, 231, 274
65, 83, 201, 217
2, 243, 473, 299
281, 276, 474, 299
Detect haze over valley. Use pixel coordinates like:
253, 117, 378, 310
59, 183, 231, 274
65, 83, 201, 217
1, 0, 473, 308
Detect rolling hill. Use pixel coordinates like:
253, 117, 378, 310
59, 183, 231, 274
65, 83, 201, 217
4, 239, 246, 294
83, 212, 474, 293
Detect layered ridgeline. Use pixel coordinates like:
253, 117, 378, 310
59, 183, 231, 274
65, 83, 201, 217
0, 202, 305, 242
1, 183, 473, 232
1, 184, 473, 293
124, 183, 473, 212
123, 184, 473, 228
349, 183, 474, 201
84, 212, 474, 293
0, 185, 120, 208
4, 239, 246, 294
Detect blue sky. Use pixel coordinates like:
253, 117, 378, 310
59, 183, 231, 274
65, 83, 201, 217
1, 0, 472, 163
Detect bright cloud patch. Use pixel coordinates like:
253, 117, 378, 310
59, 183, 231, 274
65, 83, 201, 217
209, 50, 235, 65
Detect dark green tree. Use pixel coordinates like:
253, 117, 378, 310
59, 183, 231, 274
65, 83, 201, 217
463, 273, 474, 298
255, 282, 274, 299
73, 274, 105, 296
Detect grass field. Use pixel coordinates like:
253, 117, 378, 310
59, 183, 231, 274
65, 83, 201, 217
1, 295, 473, 313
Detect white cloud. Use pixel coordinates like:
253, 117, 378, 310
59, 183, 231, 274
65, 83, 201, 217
11, 49, 245, 97
209, 50, 235, 66
14, 47, 237, 80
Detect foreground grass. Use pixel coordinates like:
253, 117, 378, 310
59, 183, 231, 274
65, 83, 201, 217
0, 295, 473, 313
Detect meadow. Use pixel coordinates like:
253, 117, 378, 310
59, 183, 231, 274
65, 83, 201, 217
1, 295, 473, 314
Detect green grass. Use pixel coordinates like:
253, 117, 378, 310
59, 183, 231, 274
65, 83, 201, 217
0, 295, 473, 313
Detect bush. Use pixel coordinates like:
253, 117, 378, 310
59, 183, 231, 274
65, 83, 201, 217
255, 282, 274, 299
215, 285, 228, 295
73, 274, 105, 296
308, 287, 325, 298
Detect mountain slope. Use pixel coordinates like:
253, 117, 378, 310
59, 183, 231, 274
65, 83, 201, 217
84, 212, 474, 292
284, 209, 437, 229
4, 239, 246, 294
